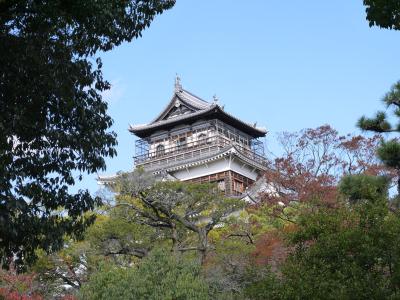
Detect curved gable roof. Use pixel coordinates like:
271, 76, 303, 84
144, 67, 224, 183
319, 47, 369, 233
129, 86, 267, 139
151, 88, 211, 123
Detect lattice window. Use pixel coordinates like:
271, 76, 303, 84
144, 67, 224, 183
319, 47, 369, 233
156, 144, 165, 157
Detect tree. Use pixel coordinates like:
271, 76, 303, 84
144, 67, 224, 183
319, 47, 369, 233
0, 0, 175, 267
31, 214, 160, 298
79, 248, 209, 300
262, 125, 388, 221
32, 240, 91, 298
110, 169, 243, 264
360, 1, 400, 197
364, 0, 400, 30
83, 214, 154, 262
281, 175, 399, 299
0, 266, 43, 300
204, 214, 256, 296
358, 81, 400, 194
246, 174, 400, 299
339, 174, 390, 204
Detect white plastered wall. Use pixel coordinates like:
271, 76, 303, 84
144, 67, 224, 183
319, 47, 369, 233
171, 155, 259, 181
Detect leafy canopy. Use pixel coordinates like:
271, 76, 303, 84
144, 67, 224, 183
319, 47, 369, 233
110, 169, 244, 263
364, 0, 400, 30
79, 248, 209, 300
0, 0, 175, 267
358, 81, 400, 195
246, 175, 400, 299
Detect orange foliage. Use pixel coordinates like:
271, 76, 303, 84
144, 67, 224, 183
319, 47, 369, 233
262, 125, 390, 209
252, 231, 289, 271
0, 270, 42, 300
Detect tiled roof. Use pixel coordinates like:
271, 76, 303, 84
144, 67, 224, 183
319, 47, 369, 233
177, 89, 211, 110
151, 144, 269, 174
129, 86, 267, 138
150, 88, 211, 123
130, 104, 216, 131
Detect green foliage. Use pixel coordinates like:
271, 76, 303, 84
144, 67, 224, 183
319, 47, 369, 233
377, 139, 400, 170
110, 169, 244, 263
246, 176, 400, 299
84, 213, 157, 263
282, 210, 400, 298
204, 208, 288, 298
339, 174, 389, 203
364, 0, 400, 30
30, 239, 95, 298
26, 174, 247, 297
357, 112, 391, 132
358, 81, 400, 133
383, 81, 400, 107
243, 272, 282, 300
204, 237, 257, 296
0, 0, 175, 267
30, 212, 162, 297
79, 248, 209, 300
358, 81, 400, 196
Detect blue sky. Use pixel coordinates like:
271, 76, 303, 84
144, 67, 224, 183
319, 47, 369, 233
74, 1, 400, 193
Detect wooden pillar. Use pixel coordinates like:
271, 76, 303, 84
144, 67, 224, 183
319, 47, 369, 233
224, 171, 233, 196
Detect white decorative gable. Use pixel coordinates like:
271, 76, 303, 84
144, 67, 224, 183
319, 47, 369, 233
162, 98, 196, 120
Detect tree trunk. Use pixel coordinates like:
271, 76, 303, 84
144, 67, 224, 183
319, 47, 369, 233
171, 223, 179, 254
198, 228, 208, 265
397, 169, 400, 197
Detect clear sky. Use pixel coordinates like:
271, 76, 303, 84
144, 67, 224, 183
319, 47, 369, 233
74, 0, 400, 194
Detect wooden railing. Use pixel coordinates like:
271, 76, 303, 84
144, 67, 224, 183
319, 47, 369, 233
134, 135, 267, 171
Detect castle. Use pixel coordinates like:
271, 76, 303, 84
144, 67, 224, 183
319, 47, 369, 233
123, 77, 268, 196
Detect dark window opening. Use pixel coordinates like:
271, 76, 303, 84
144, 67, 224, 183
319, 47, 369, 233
156, 144, 165, 157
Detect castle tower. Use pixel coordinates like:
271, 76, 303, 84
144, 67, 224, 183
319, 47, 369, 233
129, 78, 268, 196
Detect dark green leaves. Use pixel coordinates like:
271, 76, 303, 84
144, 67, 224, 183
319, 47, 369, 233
79, 248, 209, 300
0, 0, 175, 267
377, 139, 400, 170
364, 0, 400, 30
358, 112, 392, 132
358, 81, 400, 133
358, 80, 400, 195
339, 174, 389, 203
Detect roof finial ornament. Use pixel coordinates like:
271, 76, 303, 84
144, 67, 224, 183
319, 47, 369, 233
213, 94, 219, 105
175, 73, 182, 92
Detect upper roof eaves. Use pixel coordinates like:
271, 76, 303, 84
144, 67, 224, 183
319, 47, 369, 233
129, 104, 216, 132
129, 79, 267, 138
129, 103, 267, 138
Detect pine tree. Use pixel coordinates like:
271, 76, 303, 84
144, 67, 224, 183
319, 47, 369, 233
358, 81, 400, 194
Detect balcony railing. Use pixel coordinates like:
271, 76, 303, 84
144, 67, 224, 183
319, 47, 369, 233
134, 135, 268, 171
